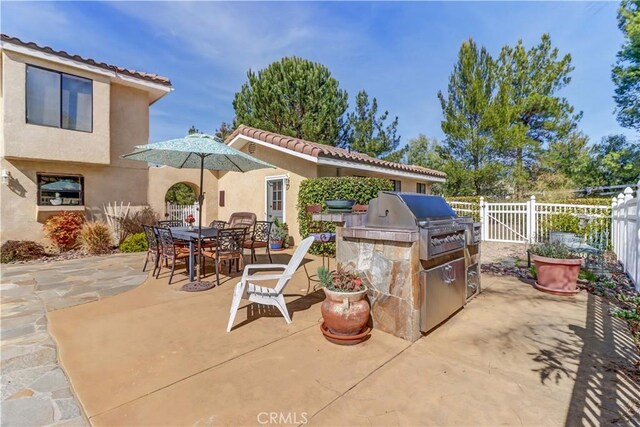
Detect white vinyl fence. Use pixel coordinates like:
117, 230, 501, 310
448, 197, 611, 245
166, 202, 199, 224
611, 182, 640, 291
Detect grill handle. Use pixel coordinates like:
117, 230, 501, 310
442, 265, 454, 284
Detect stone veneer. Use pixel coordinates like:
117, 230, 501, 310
336, 226, 422, 342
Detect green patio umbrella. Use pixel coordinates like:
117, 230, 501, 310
122, 133, 274, 290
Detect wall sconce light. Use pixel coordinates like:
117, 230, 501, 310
1, 169, 10, 185
285, 173, 290, 189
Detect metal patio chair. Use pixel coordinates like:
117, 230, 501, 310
156, 227, 190, 285
201, 228, 247, 286
243, 221, 273, 263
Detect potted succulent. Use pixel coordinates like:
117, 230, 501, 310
269, 218, 288, 250
530, 241, 582, 296
317, 266, 370, 343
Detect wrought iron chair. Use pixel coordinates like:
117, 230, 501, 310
156, 227, 190, 285
208, 220, 227, 230
158, 220, 183, 228
228, 212, 256, 230
142, 225, 161, 276
243, 221, 273, 263
201, 228, 247, 286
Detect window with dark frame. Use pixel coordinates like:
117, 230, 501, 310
417, 183, 427, 194
26, 65, 93, 132
391, 179, 402, 192
37, 174, 84, 206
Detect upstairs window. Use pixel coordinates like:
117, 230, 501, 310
417, 183, 427, 194
390, 179, 402, 192
37, 174, 84, 206
26, 65, 93, 132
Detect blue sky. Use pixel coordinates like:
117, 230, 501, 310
2, 1, 634, 148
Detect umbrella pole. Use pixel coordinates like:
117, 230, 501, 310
196, 154, 205, 282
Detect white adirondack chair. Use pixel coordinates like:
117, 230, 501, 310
226, 236, 316, 332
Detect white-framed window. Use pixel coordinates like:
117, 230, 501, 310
26, 65, 93, 132
390, 179, 402, 192
417, 183, 426, 194
37, 174, 84, 206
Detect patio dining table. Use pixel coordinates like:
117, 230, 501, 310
169, 226, 219, 281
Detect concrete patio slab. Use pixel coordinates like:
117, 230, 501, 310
44, 257, 640, 426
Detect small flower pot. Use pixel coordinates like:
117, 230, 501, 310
321, 288, 370, 336
269, 240, 283, 250
532, 255, 582, 296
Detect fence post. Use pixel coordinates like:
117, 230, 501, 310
635, 181, 640, 290
527, 195, 536, 243
611, 197, 618, 256
479, 197, 488, 241
617, 192, 625, 261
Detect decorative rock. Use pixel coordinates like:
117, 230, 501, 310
30, 368, 69, 393
1, 396, 54, 426
54, 398, 82, 421
7, 389, 34, 400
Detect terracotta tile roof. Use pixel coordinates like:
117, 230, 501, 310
1, 34, 172, 87
226, 125, 446, 179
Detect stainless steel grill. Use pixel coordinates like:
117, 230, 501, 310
364, 192, 473, 332
457, 217, 482, 301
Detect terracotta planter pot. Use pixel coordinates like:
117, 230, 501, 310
532, 255, 582, 296
321, 288, 370, 336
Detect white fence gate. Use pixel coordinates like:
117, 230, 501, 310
448, 197, 611, 244
166, 202, 199, 224
611, 182, 640, 291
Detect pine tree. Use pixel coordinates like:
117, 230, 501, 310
613, 0, 640, 131
345, 90, 400, 158
494, 34, 581, 197
233, 57, 348, 146
437, 38, 505, 196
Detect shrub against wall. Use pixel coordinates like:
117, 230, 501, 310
43, 212, 85, 251
78, 221, 113, 255
297, 177, 392, 255
119, 233, 148, 253
0, 241, 47, 263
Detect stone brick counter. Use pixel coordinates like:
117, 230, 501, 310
337, 229, 422, 342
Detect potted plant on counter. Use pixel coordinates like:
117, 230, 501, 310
269, 218, 288, 250
530, 241, 582, 296
318, 266, 371, 344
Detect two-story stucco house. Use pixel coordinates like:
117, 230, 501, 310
0, 34, 172, 242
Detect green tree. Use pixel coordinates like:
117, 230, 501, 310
585, 134, 640, 187
345, 90, 400, 158
233, 57, 348, 146
494, 34, 581, 197
613, 0, 640, 131
165, 183, 197, 205
188, 125, 200, 135
215, 121, 234, 141
438, 38, 505, 196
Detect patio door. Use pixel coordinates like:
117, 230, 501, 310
266, 177, 285, 223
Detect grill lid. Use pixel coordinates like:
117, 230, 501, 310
393, 193, 458, 220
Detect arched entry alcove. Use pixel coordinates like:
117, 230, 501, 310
164, 182, 198, 205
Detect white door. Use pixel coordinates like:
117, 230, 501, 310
266, 178, 285, 222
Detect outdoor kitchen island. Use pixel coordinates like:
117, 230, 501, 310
316, 192, 478, 342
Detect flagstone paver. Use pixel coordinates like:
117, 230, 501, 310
0, 253, 147, 427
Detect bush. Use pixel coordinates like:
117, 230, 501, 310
119, 233, 148, 253
530, 242, 579, 259
78, 221, 113, 255
543, 213, 582, 235
297, 177, 393, 255
121, 207, 159, 236
0, 240, 47, 263
43, 212, 85, 251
